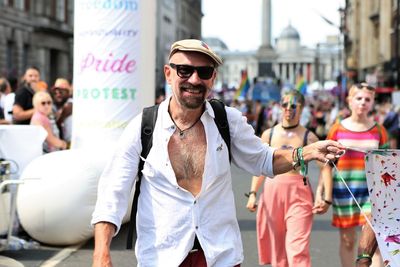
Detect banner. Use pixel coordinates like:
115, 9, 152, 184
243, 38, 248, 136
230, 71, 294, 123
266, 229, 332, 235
72, 0, 156, 149
365, 150, 400, 266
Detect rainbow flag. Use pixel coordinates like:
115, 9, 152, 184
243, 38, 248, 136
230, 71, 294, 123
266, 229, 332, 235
234, 70, 250, 99
295, 74, 307, 95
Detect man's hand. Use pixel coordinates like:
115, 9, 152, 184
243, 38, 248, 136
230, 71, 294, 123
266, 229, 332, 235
92, 249, 113, 267
304, 140, 345, 163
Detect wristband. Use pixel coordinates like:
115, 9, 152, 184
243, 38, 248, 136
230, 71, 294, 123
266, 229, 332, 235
245, 191, 257, 198
323, 199, 332, 205
297, 147, 308, 185
292, 148, 300, 170
356, 253, 372, 264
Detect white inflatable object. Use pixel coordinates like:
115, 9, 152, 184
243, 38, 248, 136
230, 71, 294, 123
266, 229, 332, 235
0, 192, 11, 235
16, 149, 110, 245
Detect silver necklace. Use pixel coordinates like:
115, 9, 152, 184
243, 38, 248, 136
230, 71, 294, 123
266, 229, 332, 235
170, 115, 202, 139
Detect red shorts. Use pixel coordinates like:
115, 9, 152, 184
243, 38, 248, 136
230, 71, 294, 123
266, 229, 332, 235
179, 248, 241, 267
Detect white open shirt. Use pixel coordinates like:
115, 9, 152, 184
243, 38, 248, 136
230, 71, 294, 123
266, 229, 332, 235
91, 98, 275, 267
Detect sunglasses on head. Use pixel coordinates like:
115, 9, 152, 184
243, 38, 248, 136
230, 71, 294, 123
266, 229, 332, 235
170, 63, 215, 80
281, 102, 298, 109
355, 83, 375, 91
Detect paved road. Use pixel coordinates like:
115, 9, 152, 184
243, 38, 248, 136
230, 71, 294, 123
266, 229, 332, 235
0, 162, 342, 266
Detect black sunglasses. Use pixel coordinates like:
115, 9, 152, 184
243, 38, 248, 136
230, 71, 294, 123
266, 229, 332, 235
281, 102, 298, 109
53, 87, 69, 94
41, 101, 52, 106
170, 63, 215, 80
356, 83, 375, 91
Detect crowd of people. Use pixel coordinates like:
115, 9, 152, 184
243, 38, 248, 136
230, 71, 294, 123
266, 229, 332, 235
91, 38, 395, 267
0, 38, 396, 267
0, 67, 73, 152
225, 83, 391, 267
225, 90, 399, 150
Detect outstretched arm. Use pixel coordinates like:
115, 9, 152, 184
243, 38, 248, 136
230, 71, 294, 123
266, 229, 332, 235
272, 140, 345, 175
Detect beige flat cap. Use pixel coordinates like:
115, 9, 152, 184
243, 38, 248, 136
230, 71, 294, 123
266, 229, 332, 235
169, 39, 223, 66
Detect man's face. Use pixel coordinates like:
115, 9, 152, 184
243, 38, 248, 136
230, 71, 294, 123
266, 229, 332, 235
165, 51, 216, 109
51, 82, 70, 106
24, 68, 40, 85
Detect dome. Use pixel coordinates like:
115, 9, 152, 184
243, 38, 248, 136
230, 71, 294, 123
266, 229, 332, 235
279, 24, 300, 40
202, 37, 229, 51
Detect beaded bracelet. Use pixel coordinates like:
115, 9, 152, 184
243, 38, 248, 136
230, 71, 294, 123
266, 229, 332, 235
297, 147, 308, 185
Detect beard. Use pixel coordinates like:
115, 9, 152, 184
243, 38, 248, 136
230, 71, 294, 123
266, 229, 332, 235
177, 82, 209, 109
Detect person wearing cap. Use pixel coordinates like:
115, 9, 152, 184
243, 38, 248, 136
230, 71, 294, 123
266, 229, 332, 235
50, 78, 73, 145
91, 39, 345, 267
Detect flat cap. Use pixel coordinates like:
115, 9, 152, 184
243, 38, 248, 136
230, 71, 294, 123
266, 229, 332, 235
169, 39, 223, 66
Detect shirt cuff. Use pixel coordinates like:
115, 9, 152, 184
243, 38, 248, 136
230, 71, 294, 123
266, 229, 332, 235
266, 146, 276, 177
91, 215, 121, 236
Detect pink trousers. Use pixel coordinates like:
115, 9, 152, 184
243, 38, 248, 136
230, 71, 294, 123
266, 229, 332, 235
257, 174, 313, 267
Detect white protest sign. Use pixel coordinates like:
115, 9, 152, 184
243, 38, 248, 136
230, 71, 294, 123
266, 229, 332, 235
72, 0, 156, 149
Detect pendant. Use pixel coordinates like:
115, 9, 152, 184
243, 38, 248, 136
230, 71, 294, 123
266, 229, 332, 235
179, 131, 185, 139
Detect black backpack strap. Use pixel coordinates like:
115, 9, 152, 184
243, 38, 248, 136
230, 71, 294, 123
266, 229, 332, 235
303, 129, 310, 146
209, 99, 231, 162
269, 126, 275, 145
126, 105, 159, 249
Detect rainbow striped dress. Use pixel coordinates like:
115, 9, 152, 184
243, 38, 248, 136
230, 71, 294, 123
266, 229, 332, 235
327, 122, 389, 228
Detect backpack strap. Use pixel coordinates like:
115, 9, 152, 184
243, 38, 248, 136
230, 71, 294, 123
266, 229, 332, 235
126, 105, 159, 249
209, 99, 231, 162
269, 126, 275, 145
303, 129, 310, 146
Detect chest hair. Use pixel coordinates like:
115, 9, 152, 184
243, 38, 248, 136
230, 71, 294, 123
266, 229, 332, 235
168, 123, 206, 188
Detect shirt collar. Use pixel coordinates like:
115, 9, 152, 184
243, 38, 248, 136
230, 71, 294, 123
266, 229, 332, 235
159, 96, 216, 130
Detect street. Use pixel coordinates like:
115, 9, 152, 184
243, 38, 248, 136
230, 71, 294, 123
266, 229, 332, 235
0, 162, 342, 266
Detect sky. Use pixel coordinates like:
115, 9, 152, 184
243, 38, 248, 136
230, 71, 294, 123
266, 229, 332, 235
202, 0, 345, 51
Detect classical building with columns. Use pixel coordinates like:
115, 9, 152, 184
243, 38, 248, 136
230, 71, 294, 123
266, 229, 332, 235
205, 0, 340, 92
273, 25, 340, 87
205, 25, 340, 91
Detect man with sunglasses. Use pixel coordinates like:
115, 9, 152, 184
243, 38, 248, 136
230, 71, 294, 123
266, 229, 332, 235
91, 39, 345, 267
50, 78, 73, 144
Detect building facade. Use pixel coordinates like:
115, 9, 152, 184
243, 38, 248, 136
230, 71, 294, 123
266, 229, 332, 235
0, 0, 202, 90
205, 25, 340, 92
344, 0, 400, 89
155, 0, 202, 91
0, 0, 74, 85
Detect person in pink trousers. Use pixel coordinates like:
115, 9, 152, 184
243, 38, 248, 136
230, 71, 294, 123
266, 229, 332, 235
246, 90, 332, 267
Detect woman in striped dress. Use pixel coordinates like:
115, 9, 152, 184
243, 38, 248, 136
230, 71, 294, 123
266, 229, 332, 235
321, 83, 388, 267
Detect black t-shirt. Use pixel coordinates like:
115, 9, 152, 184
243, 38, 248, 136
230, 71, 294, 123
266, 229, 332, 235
13, 85, 34, 124
0, 106, 4, 120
